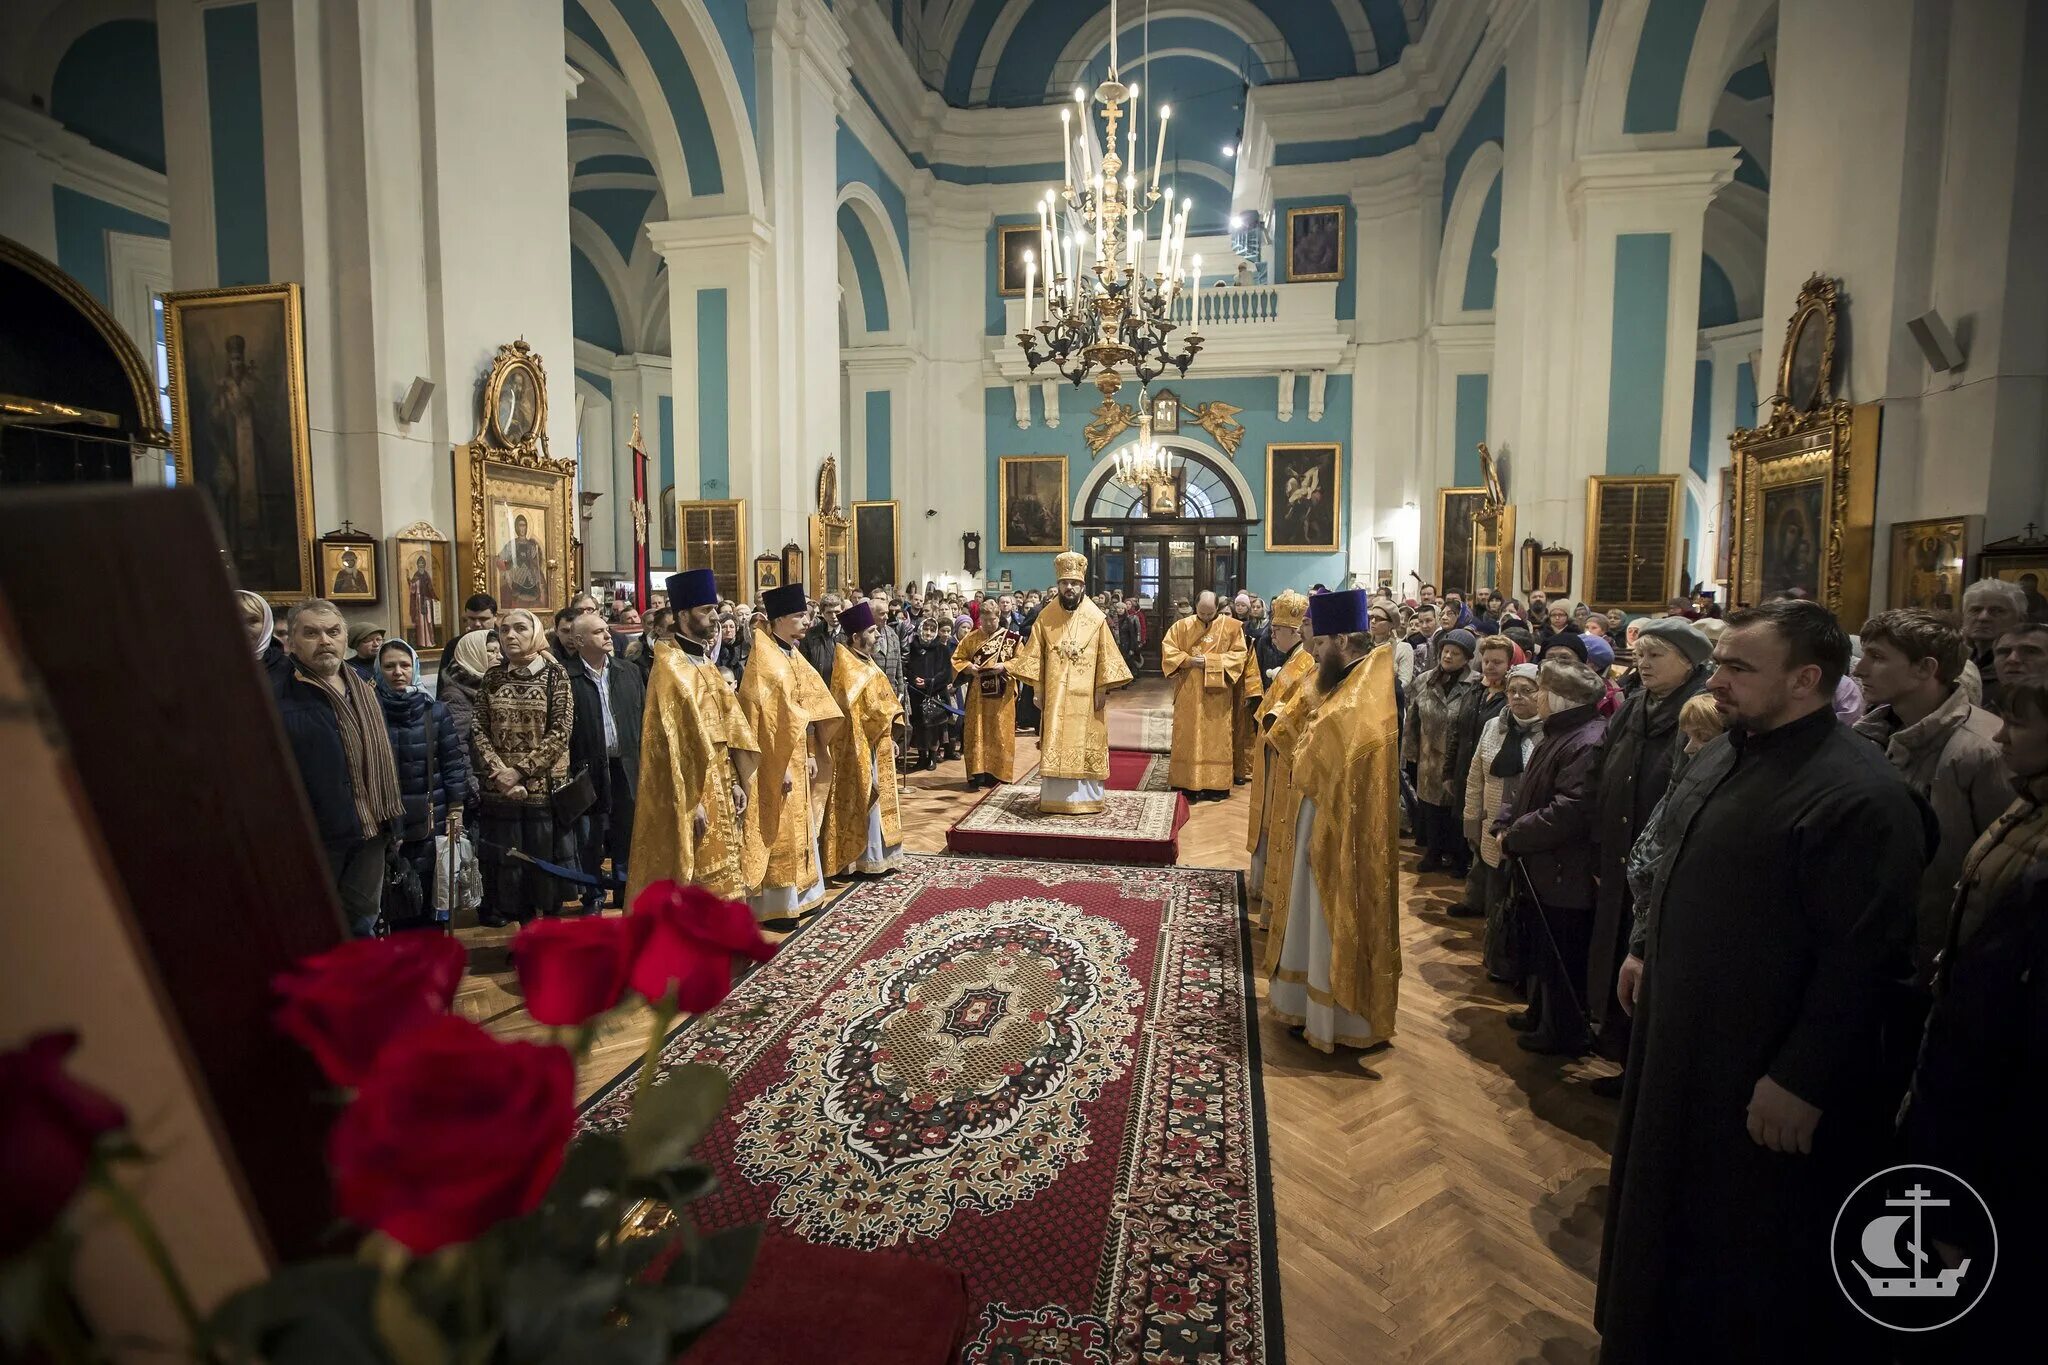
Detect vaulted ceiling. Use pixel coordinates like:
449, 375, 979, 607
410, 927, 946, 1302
895, 0, 1431, 108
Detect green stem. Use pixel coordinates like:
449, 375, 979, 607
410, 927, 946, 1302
635, 993, 679, 1098
33, 1286, 98, 1365
93, 1167, 212, 1360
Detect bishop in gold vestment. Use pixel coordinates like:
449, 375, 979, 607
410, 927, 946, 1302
1246, 590, 1313, 922
820, 602, 905, 877
1000, 552, 1132, 814
736, 583, 845, 920
1268, 590, 1402, 1055
629, 570, 763, 903
1160, 593, 1249, 797
952, 623, 1019, 787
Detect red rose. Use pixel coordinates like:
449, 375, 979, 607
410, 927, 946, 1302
0, 1032, 127, 1258
328, 1015, 573, 1253
274, 935, 467, 1086
627, 881, 775, 1012
513, 916, 637, 1026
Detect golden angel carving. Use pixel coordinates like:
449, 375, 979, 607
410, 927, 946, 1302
1084, 398, 1138, 455
1189, 400, 1245, 456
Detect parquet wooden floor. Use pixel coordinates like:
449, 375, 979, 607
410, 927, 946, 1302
458, 678, 1617, 1362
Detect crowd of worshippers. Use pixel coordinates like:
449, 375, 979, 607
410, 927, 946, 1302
1379, 575, 2047, 1357
231, 571, 1207, 936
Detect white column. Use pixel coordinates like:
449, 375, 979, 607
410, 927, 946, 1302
649, 212, 776, 552
1768, 0, 2048, 570
1561, 149, 1734, 570
749, 0, 853, 554
908, 189, 989, 585
1349, 152, 1433, 586
153, 0, 218, 289
1490, 0, 1591, 563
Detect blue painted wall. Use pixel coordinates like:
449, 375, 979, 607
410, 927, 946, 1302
1606, 232, 1672, 474
49, 19, 165, 173
1698, 254, 1740, 329
1272, 197, 1356, 320
1462, 177, 1502, 312
865, 390, 893, 499
1453, 373, 1490, 486
835, 121, 911, 266
1623, 0, 1707, 134
984, 214, 1040, 336
52, 187, 168, 306
572, 188, 656, 259
699, 0, 756, 131
837, 206, 890, 333
696, 289, 730, 498
575, 367, 613, 399
981, 373, 1354, 592
1442, 71, 1506, 224
569, 246, 624, 351
204, 4, 269, 286
1689, 358, 1712, 478
1736, 359, 1758, 428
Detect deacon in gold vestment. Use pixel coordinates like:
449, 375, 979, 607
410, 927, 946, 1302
820, 601, 905, 877
1245, 590, 1314, 923
1160, 592, 1249, 798
736, 583, 845, 920
999, 551, 1132, 813
952, 622, 1019, 788
1268, 590, 1402, 1057
629, 570, 762, 903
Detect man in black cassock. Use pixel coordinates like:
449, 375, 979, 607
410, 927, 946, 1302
1597, 599, 1929, 1363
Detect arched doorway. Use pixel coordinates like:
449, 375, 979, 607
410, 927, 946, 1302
1075, 444, 1256, 674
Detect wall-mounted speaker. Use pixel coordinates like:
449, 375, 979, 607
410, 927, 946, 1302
395, 376, 435, 425
1907, 309, 1966, 373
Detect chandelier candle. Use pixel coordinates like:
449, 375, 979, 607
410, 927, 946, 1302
1016, 41, 1202, 398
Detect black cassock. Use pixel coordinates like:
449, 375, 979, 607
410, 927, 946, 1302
1597, 705, 1928, 1363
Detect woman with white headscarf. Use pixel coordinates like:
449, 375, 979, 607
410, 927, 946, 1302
237, 589, 289, 685
471, 608, 575, 925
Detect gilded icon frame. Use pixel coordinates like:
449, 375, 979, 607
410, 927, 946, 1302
998, 454, 1068, 553
1265, 443, 1341, 552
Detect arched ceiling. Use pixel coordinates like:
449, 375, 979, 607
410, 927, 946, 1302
898, 0, 1430, 108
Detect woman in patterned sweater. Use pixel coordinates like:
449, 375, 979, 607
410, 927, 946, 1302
472, 608, 575, 924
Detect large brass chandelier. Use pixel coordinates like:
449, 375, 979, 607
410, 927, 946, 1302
1015, 0, 1203, 399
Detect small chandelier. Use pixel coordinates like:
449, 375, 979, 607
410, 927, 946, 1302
1015, 1, 1203, 398
1112, 408, 1172, 490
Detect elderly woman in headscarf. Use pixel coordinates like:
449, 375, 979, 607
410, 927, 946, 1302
470, 607, 575, 925
438, 629, 498, 813
1466, 662, 1544, 983
374, 638, 470, 929
237, 590, 290, 685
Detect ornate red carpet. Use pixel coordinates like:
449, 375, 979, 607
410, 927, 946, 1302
950, 749, 1186, 862
581, 855, 1284, 1364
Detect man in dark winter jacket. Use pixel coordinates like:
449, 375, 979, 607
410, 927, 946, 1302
566, 611, 646, 912
801, 595, 844, 680
274, 599, 404, 935
373, 639, 469, 927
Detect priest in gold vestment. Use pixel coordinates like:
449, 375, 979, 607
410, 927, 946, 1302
1245, 590, 1314, 923
952, 617, 1019, 789
1268, 589, 1402, 1057
1161, 592, 1250, 800
1231, 594, 1264, 785
736, 582, 845, 921
629, 569, 762, 903
999, 551, 1132, 813
820, 601, 905, 877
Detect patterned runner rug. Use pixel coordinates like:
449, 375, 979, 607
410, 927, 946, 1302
945, 782, 1188, 864
581, 856, 1284, 1365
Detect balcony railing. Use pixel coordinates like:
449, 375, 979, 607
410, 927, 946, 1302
993, 280, 1347, 379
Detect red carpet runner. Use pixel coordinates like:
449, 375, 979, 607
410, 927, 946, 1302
581, 856, 1284, 1364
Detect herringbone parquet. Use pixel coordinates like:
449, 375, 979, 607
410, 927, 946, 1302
461, 679, 1617, 1363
